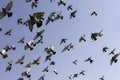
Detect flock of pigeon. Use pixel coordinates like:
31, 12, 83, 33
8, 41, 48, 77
0, 0, 120, 80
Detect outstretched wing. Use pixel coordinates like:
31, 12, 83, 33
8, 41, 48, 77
5, 1, 13, 11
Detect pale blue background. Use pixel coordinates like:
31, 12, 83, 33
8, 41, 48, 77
0, 0, 120, 80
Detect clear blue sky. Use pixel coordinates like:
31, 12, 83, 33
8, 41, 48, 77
0, 0, 120, 80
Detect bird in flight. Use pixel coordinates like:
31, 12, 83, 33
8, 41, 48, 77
79, 35, 86, 42
91, 30, 103, 41
15, 55, 25, 65
70, 10, 77, 19
110, 53, 120, 65
84, 57, 94, 64
99, 75, 105, 80
102, 47, 109, 53
0, 1, 13, 19
108, 48, 116, 55
4, 29, 12, 36
60, 38, 67, 45
91, 11, 97, 16
58, 0, 66, 6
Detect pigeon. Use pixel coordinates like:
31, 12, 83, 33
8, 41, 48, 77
17, 18, 23, 25
102, 47, 109, 53
32, 56, 41, 65
68, 75, 72, 80
84, 57, 94, 64
61, 43, 74, 52
0, 49, 8, 58
33, 12, 45, 20
53, 69, 58, 75
10, 45, 16, 50
22, 68, 31, 78
53, 11, 63, 21
72, 60, 78, 65
60, 38, 67, 45
24, 40, 34, 50
108, 48, 115, 55
33, 29, 45, 40
79, 70, 85, 75
25, 14, 43, 32
110, 53, 120, 65
4, 29, 12, 36
31, 0, 38, 9
73, 73, 79, 78
67, 5, 73, 11
45, 12, 56, 25
42, 66, 49, 72
50, 61, 55, 65
45, 54, 52, 62
58, 0, 66, 6
99, 76, 105, 80
91, 11, 97, 16
91, 30, 103, 41
18, 37, 25, 43
17, 77, 24, 80
3, 45, 11, 51
15, 55, 25, 65
0, 1, 13, 19
6, 60, 12, 72
33, 38, 43, 46
38, 75, 45, 80
70, 10, 77, 19
79, 35, 86, 42
44, 46, 56, 55
25, 62, 33, 68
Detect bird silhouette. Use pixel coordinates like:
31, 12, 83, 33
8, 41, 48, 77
24, 40, 34, 50
99, 75, 105, 80
18, 37, 25, 43
79, 35, 86, 42
4, 29, 12, 36
33, 29, 45, 40
91, 30, 103, 41
5, 60, 12, 72
58, 0, 66, 6
70, 10, 77, 19
84, 57, 94, 64
110, 53, 120, 65
0, 49, 8, 58
108, 48, 115, 55
91, 11, 97, 16
0, 1, 13, 19
15, 55, 25, 65
102, 47, 109, 53
60, 38, 67, 45
67, 5, 73, 11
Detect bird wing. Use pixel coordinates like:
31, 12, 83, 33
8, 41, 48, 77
5, 1, 13, 11
0, 10, 6, 19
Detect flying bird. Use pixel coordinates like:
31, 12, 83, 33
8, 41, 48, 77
84, 57, 94, 64
60, 38, 67, 45
102, 47, 109, 53
32, 56, 41, 65
53, 11, 63, 21
15, 55, 25, 65
108, 48, 116, 55
91, 30, 103, 41
67, 5, 73, 11
33, 29, 45, 40
0, 49, 8, 58
17, 18, 23, 25
44, 46, 56, 55
22, 68, 31, 78
70, 10, 77, 19
0, 1, 13, 19
99, 76, 105, 80
18, 37, 25, 43
38, 75, 45, 80
6, 60, 12, 72
91, 11, 97, 16
61, 43, 74, 52
79, 70, 85, 75
4, 29, 12, 36
24, 40, 34, 50
79, 35, 86, 42
110, 53, 120, 65
50, 61, 55, 65
53, 69, 58, 75
31, 0, 38, 9
42, 66, 49, 72
72, 60, 78, 65
58, 0, 66, 6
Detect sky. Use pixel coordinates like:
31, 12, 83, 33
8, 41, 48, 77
0, 0, 120, 80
